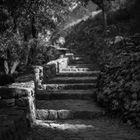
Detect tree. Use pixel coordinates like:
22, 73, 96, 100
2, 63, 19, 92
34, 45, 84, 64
0, 0, 81, 78
79, 0, 112, 27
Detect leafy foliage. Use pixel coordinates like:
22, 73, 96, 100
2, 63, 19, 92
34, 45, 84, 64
0, 0, 83, 79
97, 31, 140, 128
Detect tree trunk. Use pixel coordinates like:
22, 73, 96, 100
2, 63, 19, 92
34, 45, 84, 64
103, 9, 107, 28
10, 60, 20, 75
4, 60, 9, 75
5, 48, 20, 75
31, 16, 37, 38
102, 0, 110, 28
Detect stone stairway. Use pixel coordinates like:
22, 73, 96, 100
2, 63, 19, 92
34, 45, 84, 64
32, 53, 140, 140
36, 53, 103, 120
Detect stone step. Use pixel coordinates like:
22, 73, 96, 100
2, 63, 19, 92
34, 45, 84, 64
32, 119, 140, 140
73, 54, 85, 56
64, 54, 85, 62
56, 48, 70, 53
71, 56, 85, 61
36, 89, 97, 100
56, 71, 100, 77
65, 53, 74, 60
48, 77, 97, 84
68, 64, 98, 68
70, 60, 91, 64
60, 67, 92, 72
43, 83, 97, 90
36, 100, 104, 120
65, 53, 74, 56
69, 56, 92, 63
65, 67, 96, 71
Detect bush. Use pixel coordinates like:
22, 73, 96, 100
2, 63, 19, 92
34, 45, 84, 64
97, 31, 140, 128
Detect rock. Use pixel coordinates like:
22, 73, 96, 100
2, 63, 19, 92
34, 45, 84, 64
131, 93, 137, 100
36, 110, 49, 120
131, 81, 140, 92
0, 74, 15, 86
114, 36, 124, 44
129, 101, 137, 111
48, 110, 58, 120
127, 120, 133, 126
57, 110, 72, 119
15, 97, 29, 107
0, 98, 15, 107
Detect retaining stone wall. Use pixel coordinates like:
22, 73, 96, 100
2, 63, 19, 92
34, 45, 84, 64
0, 54, 70, 140
0, 82, 36, 140
34, 57, 69, 89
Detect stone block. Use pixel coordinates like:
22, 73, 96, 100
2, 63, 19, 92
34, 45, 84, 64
43, 64, 56, 82
34, 66, 44, 89
57, 110, 72, 119
0, 108, 25, 121
36, 109, 49, 120
15, 97, 29, 107
48, 110, 58, 120
0, 88, 29, 99
0, 98, 15, 107
0, 81, 35, 139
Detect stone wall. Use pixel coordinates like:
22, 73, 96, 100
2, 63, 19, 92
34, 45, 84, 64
0, 81, 36, 140
0, 52, 70, 140
34, 57, 69, 90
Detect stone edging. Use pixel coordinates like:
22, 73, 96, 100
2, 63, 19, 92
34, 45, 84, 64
0, 81, 36, 140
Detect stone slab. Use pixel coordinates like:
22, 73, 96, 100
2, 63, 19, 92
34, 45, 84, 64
56, 71, 100, 77
44, 83, 97, 90
48, 76, 97, 84
36, 89, 96, 100
36, 99, 102, 111
32, 119, 140, 140
0, 88, 30, 99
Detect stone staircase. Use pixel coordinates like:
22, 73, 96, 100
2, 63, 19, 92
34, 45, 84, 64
36, 53, 104, 119
32, 52, 140, 140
